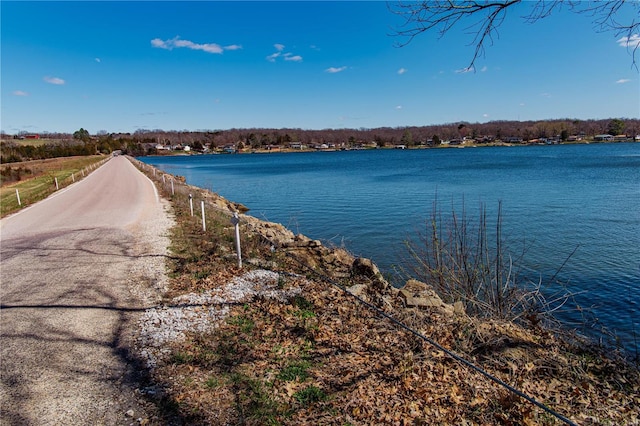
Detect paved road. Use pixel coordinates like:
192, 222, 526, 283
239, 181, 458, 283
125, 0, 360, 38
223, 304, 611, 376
1, 156, 172, 425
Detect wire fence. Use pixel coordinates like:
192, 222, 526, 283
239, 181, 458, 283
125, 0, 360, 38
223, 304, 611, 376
129, 156, 577, 426
3, 157, 111, 216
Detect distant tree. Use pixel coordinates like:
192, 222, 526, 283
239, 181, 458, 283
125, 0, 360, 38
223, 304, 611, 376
391, 1, 640, 69
560, 129, 570, 141
73, 128, 91, 142
432, 134, 441, 145
373, 135, 385, 147
457, 123, 469, 139
607, 118, 625, 135
192, 140, 204, 151
401, 129, 413, 146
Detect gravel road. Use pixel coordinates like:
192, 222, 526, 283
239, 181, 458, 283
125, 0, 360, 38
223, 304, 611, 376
1, 156, 173, 425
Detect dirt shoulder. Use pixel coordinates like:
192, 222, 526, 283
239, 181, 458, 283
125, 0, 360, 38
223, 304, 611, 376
132, 158, 639, 425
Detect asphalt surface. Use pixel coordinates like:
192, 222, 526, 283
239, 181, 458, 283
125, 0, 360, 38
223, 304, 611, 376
0, 156, 171, 425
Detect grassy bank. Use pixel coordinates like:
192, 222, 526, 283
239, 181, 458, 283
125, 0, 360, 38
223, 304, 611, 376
0, 155, 106, 217
132, 158, 639, 425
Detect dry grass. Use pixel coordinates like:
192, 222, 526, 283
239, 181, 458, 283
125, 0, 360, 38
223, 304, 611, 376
134, 159, 640, 426
0, 155, 105, 217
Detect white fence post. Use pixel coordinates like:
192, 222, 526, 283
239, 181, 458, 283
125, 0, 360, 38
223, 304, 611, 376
15, 189, 21, 206
189, 194, 194, 216
201, 201, 206, 232
54, 177, 59, 190
231, 212, 242, 268
171, 178, 174, 195
72, 173, 75, 183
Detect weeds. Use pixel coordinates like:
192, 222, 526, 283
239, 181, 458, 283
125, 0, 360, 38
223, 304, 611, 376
277, 360, 311, 382
404, 199, 575, 329
228, 314, 256, 333
293, 385, 326, 405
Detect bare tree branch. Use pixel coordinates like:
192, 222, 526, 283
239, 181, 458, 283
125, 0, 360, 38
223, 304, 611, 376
390, 0, 640, 70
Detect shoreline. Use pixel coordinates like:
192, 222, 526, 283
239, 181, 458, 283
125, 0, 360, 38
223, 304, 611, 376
146, 139, 639, 157
126, 156, 640, 424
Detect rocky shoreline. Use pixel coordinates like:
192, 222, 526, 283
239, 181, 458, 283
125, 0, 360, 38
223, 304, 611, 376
130, 158, 640, 425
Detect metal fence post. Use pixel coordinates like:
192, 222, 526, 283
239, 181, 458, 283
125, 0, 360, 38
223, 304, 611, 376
201, 200, 206, 232
231, 212, 242, 268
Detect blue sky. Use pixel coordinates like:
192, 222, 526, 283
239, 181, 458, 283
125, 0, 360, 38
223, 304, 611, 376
2, 1, 639, 134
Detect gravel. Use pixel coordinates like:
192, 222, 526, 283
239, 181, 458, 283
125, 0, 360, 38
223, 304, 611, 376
136, 270, 303, 369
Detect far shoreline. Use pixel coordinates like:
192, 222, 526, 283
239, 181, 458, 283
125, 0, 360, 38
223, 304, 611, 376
145, 138, 639, 157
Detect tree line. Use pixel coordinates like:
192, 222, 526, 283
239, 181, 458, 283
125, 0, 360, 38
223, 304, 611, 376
1, 118, 637, 162
113, 118, 639, 150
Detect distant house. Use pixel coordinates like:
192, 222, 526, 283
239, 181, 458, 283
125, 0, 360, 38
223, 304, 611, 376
289, 142, 303, 149
504, 137, 523, 143
594, 134, 614, 141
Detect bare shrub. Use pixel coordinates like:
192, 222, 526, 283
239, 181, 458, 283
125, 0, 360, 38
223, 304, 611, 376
404, 199, 574, 328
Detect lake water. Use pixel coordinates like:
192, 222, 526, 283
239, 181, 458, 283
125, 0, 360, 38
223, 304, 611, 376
141, 143, 640, 354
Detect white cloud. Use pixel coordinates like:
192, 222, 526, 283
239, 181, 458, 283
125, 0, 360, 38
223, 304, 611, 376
44, 76, 65, 85
617, 34, 640, 48
616, 78, 631, 84
284, 53, 303, 62
483, 113, 490, 118
455, 66, 474, 74
325, 66, 347, 73
395, 105, 403, 110
397, 68, 407, 75
267, 45, 302, 62
13, 90, 29, 96
151, 38, 168, 49
540, 93, 552, 98
266, 52, 281, 62
480, 66, 488, 72
151, 36, 240, 54
95, 58, 101, 63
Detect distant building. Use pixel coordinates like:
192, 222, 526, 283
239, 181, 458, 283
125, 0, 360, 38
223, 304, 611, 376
504, 137, 523, 143
16, 134, 40, 140
594, 134, 614, 141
